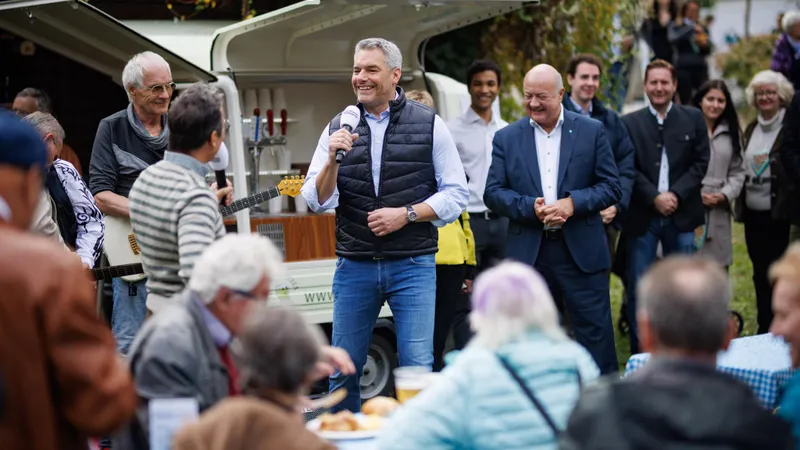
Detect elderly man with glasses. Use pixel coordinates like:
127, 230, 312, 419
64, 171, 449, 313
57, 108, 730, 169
89, 51, 178, 355
113, 233, 356, 449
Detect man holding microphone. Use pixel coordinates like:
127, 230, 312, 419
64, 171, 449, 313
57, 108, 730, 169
301, 37, 468, 412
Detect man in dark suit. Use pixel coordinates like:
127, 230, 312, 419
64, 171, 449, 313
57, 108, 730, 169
484, 64, 622, 373
621, 59, 709, 354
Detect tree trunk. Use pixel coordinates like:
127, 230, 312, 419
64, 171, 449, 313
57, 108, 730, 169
744, 0, 752, 38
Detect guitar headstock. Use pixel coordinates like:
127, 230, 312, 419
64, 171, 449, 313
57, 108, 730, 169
278, 175, 305, 198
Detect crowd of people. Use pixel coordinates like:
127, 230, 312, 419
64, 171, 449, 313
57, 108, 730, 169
3, 1, 800, 448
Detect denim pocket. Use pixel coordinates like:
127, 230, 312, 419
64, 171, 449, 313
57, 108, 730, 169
335, 256, 346, 269
409, 254, 436, 266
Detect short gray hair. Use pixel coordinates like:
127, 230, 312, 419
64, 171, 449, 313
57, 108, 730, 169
22, 111, 65, 146
188, 234, 284, 305
637, 256, 731, 354
238, 306, 327, 394
15, 88, 52, 114
746, 70, 795, 108
122, 51, 171, 102
783, 11, 800, 33
354, 38, 403, 70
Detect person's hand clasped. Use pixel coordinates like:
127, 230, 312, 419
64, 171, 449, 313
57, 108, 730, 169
368, 207, 407, 236
702, 193, 726, 208
210, 181, 234, 206
600, 205, 618, 225
654, 192, 678, 216
536, 197, 573, 227
328, 129, 359, 161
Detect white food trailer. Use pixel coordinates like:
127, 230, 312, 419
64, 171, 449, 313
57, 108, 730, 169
0, 0, 523, 399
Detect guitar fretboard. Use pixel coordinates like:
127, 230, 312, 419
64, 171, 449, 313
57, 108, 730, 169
92, 263, 144, 281
219, 187, 281, 217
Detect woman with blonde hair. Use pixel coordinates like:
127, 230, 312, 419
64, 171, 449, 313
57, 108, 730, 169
376, 261, 599, 450
735, 70, 796, 334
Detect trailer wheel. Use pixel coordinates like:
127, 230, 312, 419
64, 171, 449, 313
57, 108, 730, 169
360, 332, 397, 400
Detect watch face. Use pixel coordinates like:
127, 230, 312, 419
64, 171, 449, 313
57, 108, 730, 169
408, 209, 417, 222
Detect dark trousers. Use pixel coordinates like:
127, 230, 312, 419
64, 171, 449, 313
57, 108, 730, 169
625, 217, 695, 354
677, 66, 709, 105
433, 264, 468, 371
535, 236, 618, 374
452, 213, 509, 347
744, 209, 790, 334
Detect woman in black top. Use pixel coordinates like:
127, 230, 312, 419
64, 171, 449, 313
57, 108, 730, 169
641, 0, 678, 64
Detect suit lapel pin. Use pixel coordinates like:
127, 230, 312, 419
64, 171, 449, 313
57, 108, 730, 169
569, 129, 573, 134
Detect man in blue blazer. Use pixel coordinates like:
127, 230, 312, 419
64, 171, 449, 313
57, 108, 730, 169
484, 64, 622, 373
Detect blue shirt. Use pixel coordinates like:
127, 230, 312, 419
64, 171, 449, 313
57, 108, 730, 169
569, 96, 592, 116
163, 150, 211, 178
301, 99, 469, 227
192, 292, 232, 348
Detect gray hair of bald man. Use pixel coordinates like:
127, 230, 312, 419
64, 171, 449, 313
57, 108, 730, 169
238, 305, 327, 395
526, 64, 564, 92
637, 256, 731, 354
23, 112, 65, 146
122, 51, 172, 102
188, 233, 284, 305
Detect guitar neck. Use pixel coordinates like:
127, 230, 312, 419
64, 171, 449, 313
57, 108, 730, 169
92, 263, 144, 281
219, 186, 281, 217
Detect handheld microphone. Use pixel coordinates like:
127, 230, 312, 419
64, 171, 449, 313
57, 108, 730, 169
335, 105, 361, 164
209, 142, 230, 205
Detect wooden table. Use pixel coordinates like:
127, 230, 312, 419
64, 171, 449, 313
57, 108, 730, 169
224, 212, 336, 262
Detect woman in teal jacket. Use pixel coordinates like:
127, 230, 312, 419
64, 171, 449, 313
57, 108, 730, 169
376, 262, 599, 450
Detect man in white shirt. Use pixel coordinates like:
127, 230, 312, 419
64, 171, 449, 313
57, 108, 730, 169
484, 64, 622, 373
448, 60, 509, 276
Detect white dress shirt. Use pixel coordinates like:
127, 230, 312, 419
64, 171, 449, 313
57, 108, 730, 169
301, 101, 469, 227
530, 106, 566, 206
649, 102, 673, 193
447, 107, 508, 213
0, 194, 10, 222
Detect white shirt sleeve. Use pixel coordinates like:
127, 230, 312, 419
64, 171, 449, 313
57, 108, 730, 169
423, 116, 469, 227
300, 125, 340, 212
54, 160, 104, 268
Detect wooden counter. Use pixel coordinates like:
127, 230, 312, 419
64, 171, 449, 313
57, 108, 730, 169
224, 212, 336, 262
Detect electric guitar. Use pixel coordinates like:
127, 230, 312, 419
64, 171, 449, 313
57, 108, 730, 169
103, 176, 304, 282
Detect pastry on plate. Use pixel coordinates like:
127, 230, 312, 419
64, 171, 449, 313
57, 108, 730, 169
361, 396, 400, 417
318, 410, 359, 432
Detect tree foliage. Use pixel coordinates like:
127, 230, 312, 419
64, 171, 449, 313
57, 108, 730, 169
477, 0, 646, 120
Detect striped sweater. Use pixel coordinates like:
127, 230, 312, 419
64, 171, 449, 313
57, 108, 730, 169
128, 152, 225, 308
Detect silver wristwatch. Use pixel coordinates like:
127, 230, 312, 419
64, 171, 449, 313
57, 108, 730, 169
406, 205, 418, 223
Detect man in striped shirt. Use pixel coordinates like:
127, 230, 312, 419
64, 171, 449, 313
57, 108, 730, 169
129, 83, 232, 314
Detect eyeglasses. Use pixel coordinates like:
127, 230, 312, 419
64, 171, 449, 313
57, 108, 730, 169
754, 90, 778, 99
141, 82, 177, 96
229, 288, 267, 302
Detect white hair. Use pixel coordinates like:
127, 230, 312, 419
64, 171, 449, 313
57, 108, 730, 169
23, 112, 65, 146
121, 51, 171, 102
469, 261, 566, 349
188, 233, 284, 304
354, 38, 403, 70
746, 70, 795, 108
783, 11, 800, 34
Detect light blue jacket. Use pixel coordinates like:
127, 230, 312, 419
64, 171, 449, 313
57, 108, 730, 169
375, 332, 600, 450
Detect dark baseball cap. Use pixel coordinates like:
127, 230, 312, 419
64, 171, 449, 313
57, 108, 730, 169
0, 109, 46, 173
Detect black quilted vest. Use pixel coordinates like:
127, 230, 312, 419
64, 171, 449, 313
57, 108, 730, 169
330, 87, 438, 259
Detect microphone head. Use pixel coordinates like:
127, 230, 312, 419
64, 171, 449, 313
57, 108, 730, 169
340, 105, 361, 130
209, 142, 229, 171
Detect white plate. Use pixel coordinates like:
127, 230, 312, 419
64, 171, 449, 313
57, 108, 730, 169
306, 413, 381, 441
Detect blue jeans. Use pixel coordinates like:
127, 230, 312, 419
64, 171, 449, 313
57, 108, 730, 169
111, 278, 148, 355
605, 60, 629, 114
330, 254, 437, 412
625, 218, 695, 354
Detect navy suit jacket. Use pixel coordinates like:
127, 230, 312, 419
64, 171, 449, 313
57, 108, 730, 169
484, 110, 622, 273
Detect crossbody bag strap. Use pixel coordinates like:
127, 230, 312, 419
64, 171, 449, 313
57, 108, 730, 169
496, 355, 561, 436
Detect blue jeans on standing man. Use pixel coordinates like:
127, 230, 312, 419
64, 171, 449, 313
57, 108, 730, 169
625, 217, 695, 354
330, 254, 437, 413
111, 278, 148, 355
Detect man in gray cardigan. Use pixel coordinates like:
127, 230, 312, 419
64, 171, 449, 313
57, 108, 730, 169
113, 234, 354, 449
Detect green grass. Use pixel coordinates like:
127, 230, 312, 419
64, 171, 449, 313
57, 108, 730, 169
610, 222, 757, 371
